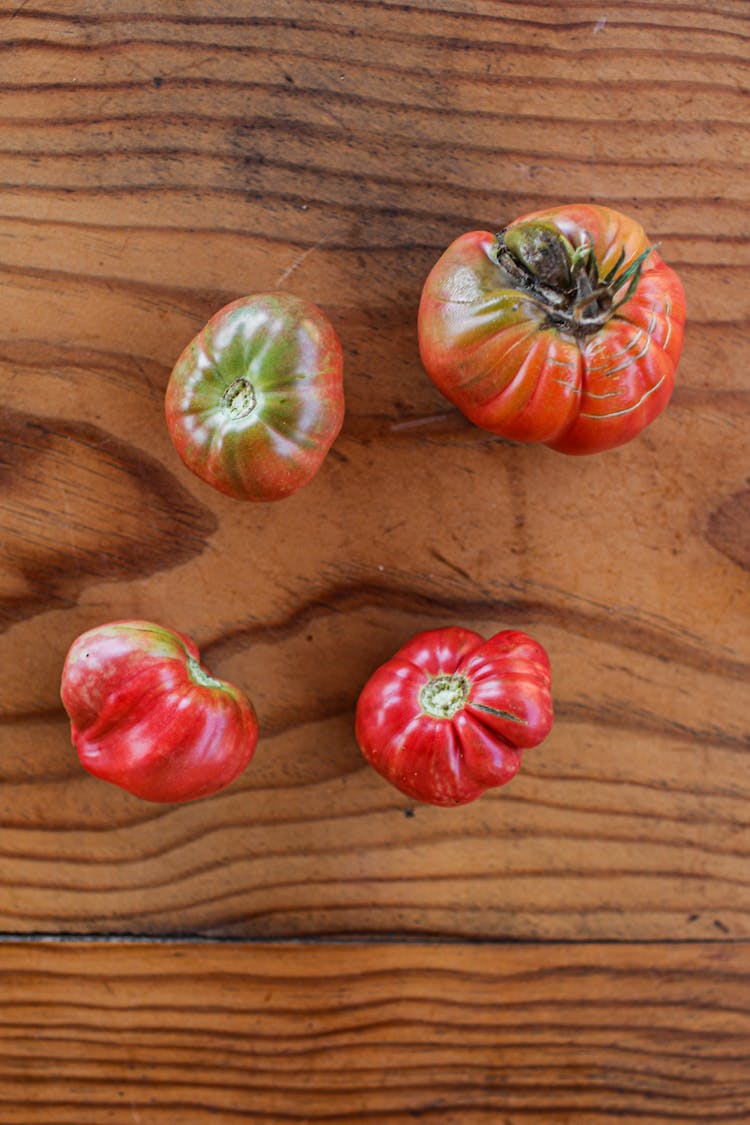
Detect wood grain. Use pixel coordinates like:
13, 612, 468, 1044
0, 940, 746, 1124
0, 1, 748, 940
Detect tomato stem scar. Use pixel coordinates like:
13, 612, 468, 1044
222, 377, 257, 419
419, 674, 469, 719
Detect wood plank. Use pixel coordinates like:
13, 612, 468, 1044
0, 1, 747, 937
0, 940, 746, 1124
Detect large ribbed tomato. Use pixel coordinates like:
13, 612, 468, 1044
355, 627, 553, 807
418, 204, 685, 454
61, 621, 258, 803
165, 292, 344, 500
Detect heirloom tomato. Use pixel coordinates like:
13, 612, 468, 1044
61, 621, 258, 803
165, 292, 344, 500
418, 204, 685, 454
355, 626, 553, 807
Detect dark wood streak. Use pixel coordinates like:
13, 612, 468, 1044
2, 31, 749, 68
1, 4, 748, 44
706, 486, 750, 572
0, 213, 746, 266
273, 0, 750, 26
200, 579, 750, 683
2, 107, 750, 142
0, 258, 236, 320
554, 700, 750, 755
0, 0, 746, 22
1, 881, 745, 932
2, 843, 749, 905
0, 178, 746, 226
0, 340, 169, 393
1, 182, 747, 253
0, 407, 217, 631
4, 133, 748, 176
2, 85, 749, 140
0, 52, 747, 106
0, 755, 744, 864
0, 1035, 739, 1075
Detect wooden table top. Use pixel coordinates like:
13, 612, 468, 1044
1, 2, 748, 1120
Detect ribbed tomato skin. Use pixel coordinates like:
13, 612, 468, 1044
61, 621, 258, 803
355, 627, 553, 807
418, 204, 685, 454
165, 292, 344, 500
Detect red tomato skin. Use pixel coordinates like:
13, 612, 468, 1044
165, 292, 344, 501
355, 627, 553, 807
418, 205, 685, 454
61, 621, 258, 803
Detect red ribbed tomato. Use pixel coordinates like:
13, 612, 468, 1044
165, 292, 344, 500
355, 627, 553, 807
61, 621, 258, 803
418, 204, 685, 454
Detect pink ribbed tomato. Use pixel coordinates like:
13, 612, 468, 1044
418, 204, 685, 454
355, 627, 553, 807
61, 621, 258, 803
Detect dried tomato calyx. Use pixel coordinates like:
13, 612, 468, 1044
495, 220, 656, 337
501, 220, 576, 293
419, 673, 469, 719
222, 377, 257, 419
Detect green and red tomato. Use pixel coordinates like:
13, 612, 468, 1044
165, 292, 344, 500
418, 204, 685, 454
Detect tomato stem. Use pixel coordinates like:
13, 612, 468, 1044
495, 222, 657, 338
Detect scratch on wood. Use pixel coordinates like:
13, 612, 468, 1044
390, 413, 452, 432
429, 547, 475, 584
275, 239, 327, 288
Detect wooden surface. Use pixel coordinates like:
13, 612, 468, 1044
0, 940, 748, 1124
0, 1, 748, 1120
